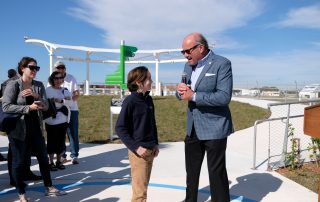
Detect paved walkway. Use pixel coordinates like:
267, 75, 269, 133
0, 97, 317, 201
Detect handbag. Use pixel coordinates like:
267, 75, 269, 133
42, 98, 57, 119
0, 83, 21, 132
0, 102, 21, 132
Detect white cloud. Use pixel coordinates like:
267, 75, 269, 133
229, 49, 320, 88
276, 4, 320, 29
68, 0, 263, 49
66, 0, 320, 89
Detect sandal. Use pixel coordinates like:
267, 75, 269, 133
19, 193, 28, 202
45, 186, 67, 196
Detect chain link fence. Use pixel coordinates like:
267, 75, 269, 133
253, 99, 320, 170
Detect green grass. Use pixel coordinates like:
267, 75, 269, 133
0, 95, 271, 142
77, 95, 271, 143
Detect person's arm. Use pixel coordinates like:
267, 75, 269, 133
115, 100, 140, 152
151, 99, 159, 158
71, 75, 80, 101
2, 81, 30, 114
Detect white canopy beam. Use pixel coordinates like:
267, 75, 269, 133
24, 37, 190, 95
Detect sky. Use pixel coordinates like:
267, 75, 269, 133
0, 0, 319, 90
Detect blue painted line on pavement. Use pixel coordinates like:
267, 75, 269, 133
0, 181, 257, 202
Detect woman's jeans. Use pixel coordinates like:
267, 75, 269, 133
63, 110, 79, 159
9, 133, 52, 194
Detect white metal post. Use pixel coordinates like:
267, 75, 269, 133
85, 51, 90, 95
154, 53, 160, 96
49, 47, 54, 75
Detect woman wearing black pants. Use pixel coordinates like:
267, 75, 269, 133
45, 71, 72, 171
2, 57, 67, 202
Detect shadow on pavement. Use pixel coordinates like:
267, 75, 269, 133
230, 172, 282, 201
0, 146, 131, 201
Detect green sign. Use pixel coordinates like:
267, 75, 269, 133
104, 43, 138, 90
123, 45, 138, 58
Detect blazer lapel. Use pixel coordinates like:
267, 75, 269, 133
194, 56, 214, 91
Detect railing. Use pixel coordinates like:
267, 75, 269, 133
252, 99, 320, 170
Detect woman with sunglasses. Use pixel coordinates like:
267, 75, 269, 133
44, 71, 72, 171
2, 57, 67, 202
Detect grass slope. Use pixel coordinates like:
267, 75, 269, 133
78, 95, 271, 143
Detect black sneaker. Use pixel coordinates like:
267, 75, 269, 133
50, 163, 58, 171
56, 161, 65, 170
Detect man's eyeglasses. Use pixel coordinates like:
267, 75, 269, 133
53, 76, 64, 80
181, 44, 200, 55
27, 65, 40, 72
56, 65, 65, 70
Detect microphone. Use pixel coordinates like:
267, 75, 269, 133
181, 72, 187, 84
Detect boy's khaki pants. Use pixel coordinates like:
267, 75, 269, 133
128, 150, 154, 202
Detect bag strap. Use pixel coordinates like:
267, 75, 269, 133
13, 82, 20, 104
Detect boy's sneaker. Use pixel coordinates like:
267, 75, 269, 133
45, 186, 67, 196
72, 157, 79, 164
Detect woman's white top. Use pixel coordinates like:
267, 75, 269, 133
44, 86, 72, 125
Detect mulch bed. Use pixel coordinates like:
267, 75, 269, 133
275, 161, 320, 193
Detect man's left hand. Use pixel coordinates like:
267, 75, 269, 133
181, 87, 194, 101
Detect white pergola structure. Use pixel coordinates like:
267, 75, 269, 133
24, 37, 187, 96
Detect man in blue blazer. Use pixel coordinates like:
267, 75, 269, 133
176, 32, 233, 202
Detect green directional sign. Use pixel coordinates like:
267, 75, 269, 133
123, 45, 138, 58
105, 41, 138, 90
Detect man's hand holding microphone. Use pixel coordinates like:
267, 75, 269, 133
177, 72, 195, 101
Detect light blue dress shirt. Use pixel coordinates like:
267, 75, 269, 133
191, 50, 212, 101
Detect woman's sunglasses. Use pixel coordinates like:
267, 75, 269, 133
27, 65, 40, 72
53, 76, 64, 80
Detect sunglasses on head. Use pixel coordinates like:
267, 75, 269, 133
27, 65, 40, 72
181, 44, 200, 55
56, 65, 65, 70
53, 76, 64, 80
